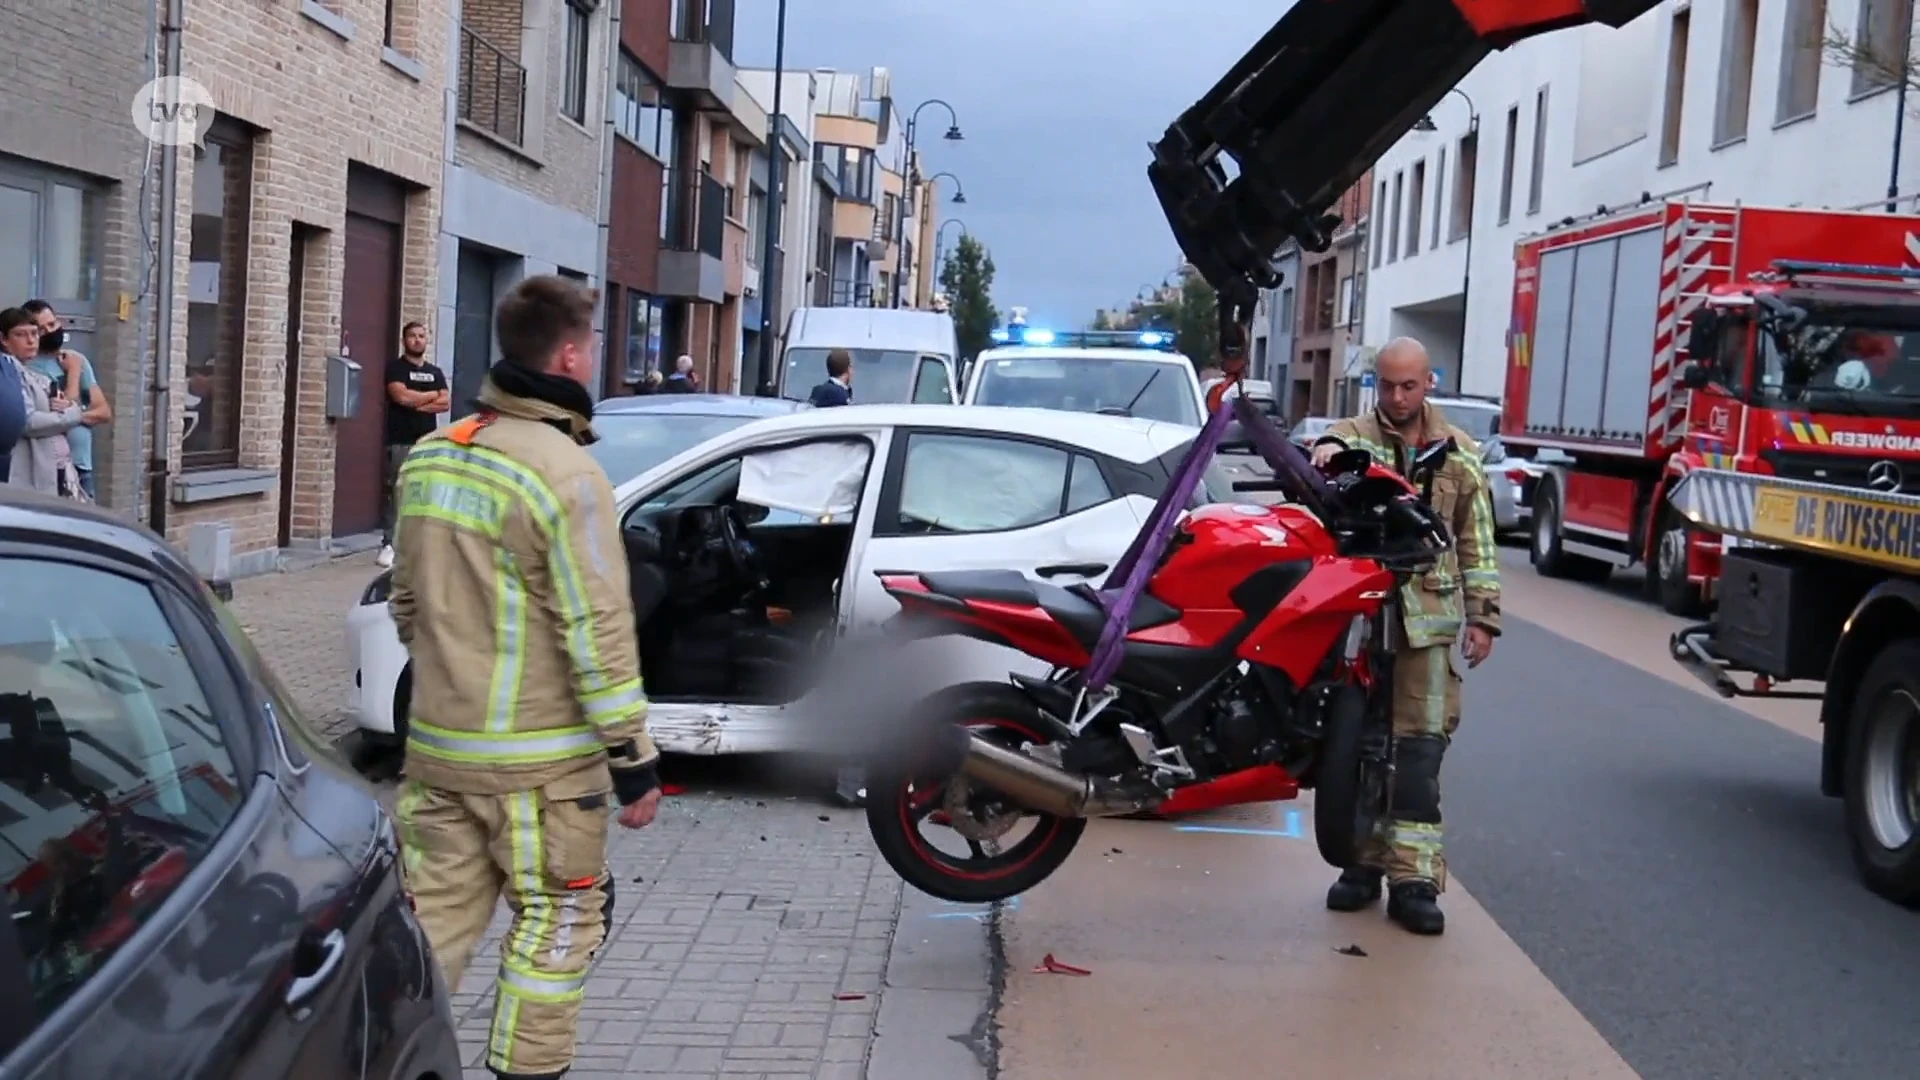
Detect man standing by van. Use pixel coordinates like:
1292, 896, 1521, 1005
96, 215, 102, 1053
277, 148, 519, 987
809, 349, 854, 407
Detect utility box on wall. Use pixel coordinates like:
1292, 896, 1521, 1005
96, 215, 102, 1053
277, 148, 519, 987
326, 354, 361, 419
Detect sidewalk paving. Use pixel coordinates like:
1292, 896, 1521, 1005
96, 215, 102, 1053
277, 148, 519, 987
227, 555, 991, 1080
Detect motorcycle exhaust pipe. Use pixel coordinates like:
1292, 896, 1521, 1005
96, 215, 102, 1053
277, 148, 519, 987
958, 733, 1160, 818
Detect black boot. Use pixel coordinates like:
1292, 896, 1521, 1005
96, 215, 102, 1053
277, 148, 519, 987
1325, 866, 1383, 912
1387, 881, 1445, 935
490, 1070, 566, 1080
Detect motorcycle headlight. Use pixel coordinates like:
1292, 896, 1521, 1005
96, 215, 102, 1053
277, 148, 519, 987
361, 571, 394, 607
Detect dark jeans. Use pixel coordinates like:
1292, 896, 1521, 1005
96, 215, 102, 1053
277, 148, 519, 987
75, 467, 94, 501
380, 443, 409, 545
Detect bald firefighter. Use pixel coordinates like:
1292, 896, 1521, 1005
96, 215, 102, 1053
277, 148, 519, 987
1309, 336, 1500, 935
389, 275, 663, 1079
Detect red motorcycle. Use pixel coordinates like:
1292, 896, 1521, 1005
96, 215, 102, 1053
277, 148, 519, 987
865, 439, 1457, 904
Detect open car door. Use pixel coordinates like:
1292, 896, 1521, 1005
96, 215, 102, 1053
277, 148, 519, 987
1150, 0, 1660, 352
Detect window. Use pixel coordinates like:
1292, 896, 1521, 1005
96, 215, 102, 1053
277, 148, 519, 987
1528, 89, 1548, 214
613, 50, 653, 146
1406, 160, 1426, 256
1714, 0, 1759, 145
657, 99, 682, 241
1851, 0, 1914, 97
183, 117, 252, 469
1661, 10, 1691, 165
1498, 105, 1519, 224
1279, 286, 1294, 332
1777, 0, 1827, 120
1372, 180, 1389, 267
891, 433, 1110, 535
0, 167, 94, 312
1336, 275, 1354, 327
1387, 172, 1403, 264
1451, 130, 1477, 241
561, 0, 592, 125
746, 184, 766, 260
0, 557, 243, 1049
911, 357, 954, 403
1431, 149, 1446, 249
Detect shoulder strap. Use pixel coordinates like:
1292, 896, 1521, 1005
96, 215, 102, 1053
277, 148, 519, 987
445, 412, 496, 447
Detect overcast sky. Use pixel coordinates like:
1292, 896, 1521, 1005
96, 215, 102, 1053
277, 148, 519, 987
732, 0, 1286, 328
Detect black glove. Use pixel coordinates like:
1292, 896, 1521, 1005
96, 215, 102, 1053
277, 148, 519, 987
609, 740, 661, 806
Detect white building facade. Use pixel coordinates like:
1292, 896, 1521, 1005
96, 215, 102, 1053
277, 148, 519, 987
1363, 0, 1917, 398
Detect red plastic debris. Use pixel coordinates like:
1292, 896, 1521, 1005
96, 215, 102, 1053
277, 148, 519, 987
1032, 953, 1092, 976
661, 783, 687, 796
833, 992, 867, 1001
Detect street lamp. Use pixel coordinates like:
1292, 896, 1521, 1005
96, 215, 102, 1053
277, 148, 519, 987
1414, 86, 1477, 393
894, 99, 964, 307
752, 0, 790, 396
933, 218, 967, 286
925, 171, 966, 204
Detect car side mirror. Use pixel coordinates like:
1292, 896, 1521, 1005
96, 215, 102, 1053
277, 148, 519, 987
1686, 310, 1721, 360
1680, 363, 1711, 390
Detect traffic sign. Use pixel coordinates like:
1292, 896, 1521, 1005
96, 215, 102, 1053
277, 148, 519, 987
1359, 372, 1376, 388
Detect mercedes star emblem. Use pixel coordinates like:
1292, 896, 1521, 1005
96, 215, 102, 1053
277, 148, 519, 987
1867, 459, 1904, 492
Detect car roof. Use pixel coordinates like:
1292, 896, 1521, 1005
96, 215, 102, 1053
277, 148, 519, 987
0, 488, 207, 597
785, 307, 956, 354
1432, 395, 1500, 411
596, 393, 808, 418
975, 346, 1197, 366
683, 403, 1193, 464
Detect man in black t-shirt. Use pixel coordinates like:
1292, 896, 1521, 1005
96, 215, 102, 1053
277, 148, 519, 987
378, 321, 449, 567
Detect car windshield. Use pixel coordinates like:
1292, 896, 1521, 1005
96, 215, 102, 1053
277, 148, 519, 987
588, 412, 762, 485
1759, 320, 1920, 416
1291, 418, 1334, 441
1441, 405, 1501, 443
783, 348, 924, 404
974, 356, 1201, 426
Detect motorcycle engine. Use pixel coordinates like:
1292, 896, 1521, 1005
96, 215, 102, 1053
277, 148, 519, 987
1209, 678, 1287, 772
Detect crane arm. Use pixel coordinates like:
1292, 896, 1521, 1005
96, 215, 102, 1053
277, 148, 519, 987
1149, 0, 1659, 363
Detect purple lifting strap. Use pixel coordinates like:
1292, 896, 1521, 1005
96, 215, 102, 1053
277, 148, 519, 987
1082, 393, 1331, 692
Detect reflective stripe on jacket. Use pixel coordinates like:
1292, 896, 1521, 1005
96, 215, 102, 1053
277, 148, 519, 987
389, 376, 656, 795
1320, 401, 1501, 648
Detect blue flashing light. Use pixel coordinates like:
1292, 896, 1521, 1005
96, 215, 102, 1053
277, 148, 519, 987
1020, 328, 1056, 345
1137, 331, 1167, 346
990, 328, 1010, 343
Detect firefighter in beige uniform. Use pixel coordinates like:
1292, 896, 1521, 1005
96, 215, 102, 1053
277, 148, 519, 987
1309, 336, 1501, 936
389, 276, 664, 1080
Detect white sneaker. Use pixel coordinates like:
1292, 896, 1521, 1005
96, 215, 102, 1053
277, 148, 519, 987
376, 545, 395, 568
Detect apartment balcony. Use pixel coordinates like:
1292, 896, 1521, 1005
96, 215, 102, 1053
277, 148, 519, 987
658, 168, 727, 303
666, 0, 735, 111
832, 199, 876, 244
829, 279, 876, 307
456, 24, 526, 145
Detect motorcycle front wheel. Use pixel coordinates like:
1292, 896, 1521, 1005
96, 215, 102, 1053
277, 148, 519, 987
1312, 682, 1385, 869
866, 682, 1087, 904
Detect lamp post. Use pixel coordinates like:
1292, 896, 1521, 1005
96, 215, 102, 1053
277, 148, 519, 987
893, 99, 963, 308
751, 0, 789, 397
1413, 86, 1478, 392
933, 218, 967, 291
1890, 17, 1912, 212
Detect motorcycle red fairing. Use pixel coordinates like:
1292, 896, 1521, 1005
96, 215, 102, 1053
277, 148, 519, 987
865, 445, 1455, 903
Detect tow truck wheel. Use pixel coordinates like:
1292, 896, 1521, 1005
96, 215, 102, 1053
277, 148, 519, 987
1650, 507, 1708, 618
1843, 639, 1920, 907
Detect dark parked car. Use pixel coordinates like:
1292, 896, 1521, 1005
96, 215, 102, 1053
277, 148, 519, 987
0, 490, 460, 1080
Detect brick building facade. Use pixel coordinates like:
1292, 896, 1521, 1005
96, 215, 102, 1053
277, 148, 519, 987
1289, 171, 1372, 419
160, 0, 448, 573
0, 0, 163, 512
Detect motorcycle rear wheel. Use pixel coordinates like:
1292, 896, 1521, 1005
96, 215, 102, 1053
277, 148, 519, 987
866, 683, 1087, 904
1313, 683, 1383, 869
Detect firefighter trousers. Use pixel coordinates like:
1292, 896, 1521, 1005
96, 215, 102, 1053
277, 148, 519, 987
1360, 643, 1462, 891
394, 779, 613, 1078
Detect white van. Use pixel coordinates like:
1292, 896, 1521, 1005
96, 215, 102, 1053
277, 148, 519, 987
779, 307, 961, 405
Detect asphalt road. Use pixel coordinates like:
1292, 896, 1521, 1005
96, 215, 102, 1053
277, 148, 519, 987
1448, 612, 1920, 1080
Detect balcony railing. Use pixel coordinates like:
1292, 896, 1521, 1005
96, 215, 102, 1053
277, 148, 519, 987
664, 168, 727, 259
457, 25, 526, 145
830, 279, 875, 307
671, 0, 735, 59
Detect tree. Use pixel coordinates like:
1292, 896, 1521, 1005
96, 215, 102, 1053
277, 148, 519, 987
1130, 268, 1219, 366
1822, 17, 1920, 114
941, 235, 998, 360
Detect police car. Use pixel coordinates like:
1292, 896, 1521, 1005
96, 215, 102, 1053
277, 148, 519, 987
961, 315, 1207, 428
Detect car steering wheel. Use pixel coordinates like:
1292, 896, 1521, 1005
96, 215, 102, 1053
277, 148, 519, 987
715, 507, 771, 595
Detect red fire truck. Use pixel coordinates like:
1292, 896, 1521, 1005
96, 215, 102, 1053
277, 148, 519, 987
1501, 199, 1920, 614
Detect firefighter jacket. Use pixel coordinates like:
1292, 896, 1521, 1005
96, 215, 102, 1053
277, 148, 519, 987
388, 370, 658, 797
1318, 401, 1502, 648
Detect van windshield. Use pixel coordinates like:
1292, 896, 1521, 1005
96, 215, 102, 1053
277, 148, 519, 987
783, 348, 925, 404
973, 356, 1202, 426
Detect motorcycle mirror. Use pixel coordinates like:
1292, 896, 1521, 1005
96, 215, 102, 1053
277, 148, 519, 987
1328, 447, 1373, 475
1413, 437, 1457, 473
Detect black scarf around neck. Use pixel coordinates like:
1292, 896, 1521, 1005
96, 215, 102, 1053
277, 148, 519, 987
486, 361, 596, 418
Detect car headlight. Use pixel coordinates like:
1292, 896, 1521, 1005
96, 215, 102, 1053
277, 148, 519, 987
361, 571, 394, 606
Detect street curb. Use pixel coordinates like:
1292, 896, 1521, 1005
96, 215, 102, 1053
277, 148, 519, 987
866, 889, 995, 1080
